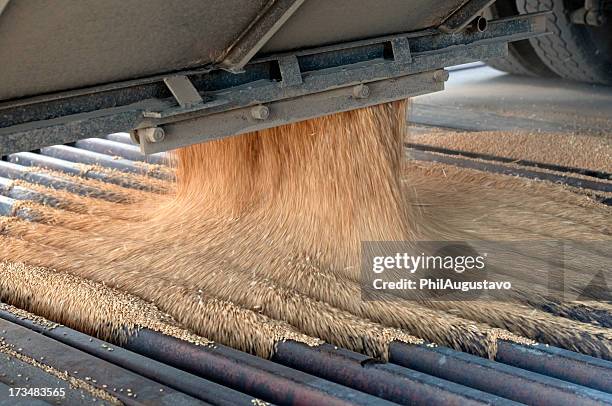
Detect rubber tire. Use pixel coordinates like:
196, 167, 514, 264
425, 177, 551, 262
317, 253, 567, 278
485, 1, 558, 77
486, 40, 559, 76
517, 0, 612, 85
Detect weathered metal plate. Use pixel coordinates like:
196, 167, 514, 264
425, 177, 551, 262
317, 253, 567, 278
0, 0, 468, 102
262, 0, 467, 53
0, 0, 268, 100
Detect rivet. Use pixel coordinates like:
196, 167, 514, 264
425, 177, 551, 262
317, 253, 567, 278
433, 70, 450, 82
251, 105, 270, 120
352, 84, 370, 99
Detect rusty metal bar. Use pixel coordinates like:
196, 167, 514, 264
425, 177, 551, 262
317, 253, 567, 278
0, 307, 257, 406
495, 341, 612, 393
122, 328, 397, 406
389, 342, 612, 405
272, 340, 520, 405
0, 318, 206, 406
0, 160, 125, 202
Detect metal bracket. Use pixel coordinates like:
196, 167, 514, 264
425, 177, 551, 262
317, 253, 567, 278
142, 98, 228, 120
139, 70, 446, 154
143, 76, 228, 119
163, 75, 203, 109
146, 57, 303, 120
391, 37, 412, 64
220, 0, 305, 72
278, 55, 303, 87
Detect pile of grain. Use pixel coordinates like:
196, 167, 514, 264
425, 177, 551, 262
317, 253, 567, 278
0, 100, 610, 360
408, 130, 612, 173
0, 101, 427, 359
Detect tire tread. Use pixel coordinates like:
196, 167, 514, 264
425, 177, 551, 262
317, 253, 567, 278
518, 0, 608, 83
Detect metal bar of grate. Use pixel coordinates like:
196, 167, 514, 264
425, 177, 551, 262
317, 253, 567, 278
272, 340, 520, 405
0, 161, 125, 202
0, 349, 110, 404
405, 143, 612, 181
495, 341, 612, 393
0, 194, 15, 216
40, 145, 172, 181
9, 152, 164, 192
406, 149, 612, 193
122, 328, 398, 406
0, 194, 40, 221
0, 307, 258, 406
74, 138, 168, 165
0, 173, 68, 208
106, 133, 135, 145
389, 342, 612, 405
0, 318, 206, 406
0, 381, 49, 405
0, 183, 62, 207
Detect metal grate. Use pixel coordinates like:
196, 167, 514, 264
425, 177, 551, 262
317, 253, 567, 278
0, 136, 610, 405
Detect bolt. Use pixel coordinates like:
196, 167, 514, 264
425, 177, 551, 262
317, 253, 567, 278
251, 105, 270, 120
142, 127, 165, 143
352, 84, 370, 99
585, 10, 605, 26
433, 70, 450, 82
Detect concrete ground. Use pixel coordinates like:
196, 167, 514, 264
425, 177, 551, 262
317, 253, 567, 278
411, 63, 612, 135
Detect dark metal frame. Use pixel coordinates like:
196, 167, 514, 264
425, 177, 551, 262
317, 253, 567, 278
0, 12, 549, 156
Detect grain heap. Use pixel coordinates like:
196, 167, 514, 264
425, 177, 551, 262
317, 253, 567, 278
0, 100, 426, 359
0, 100, 611, 360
